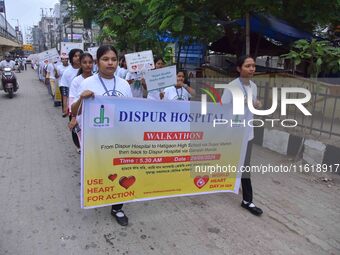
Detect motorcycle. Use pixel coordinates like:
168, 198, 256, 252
1, 67, 18, 98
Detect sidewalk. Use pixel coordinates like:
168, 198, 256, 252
0, 69, 339, 255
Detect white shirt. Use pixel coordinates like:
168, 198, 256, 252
69, 74, 85, 107
59, 65, 79, 88
76, 73, 133, 99
221, 78, 257, 141
47, 63, 56, 80
116, 67, 128, 79
56, 64, 69, 86
163, 86, 191, 101
0, 60, 16, 69
76, 74, 133, 134
125, 71, 143, 98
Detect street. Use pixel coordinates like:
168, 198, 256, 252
0, 69, 339, 255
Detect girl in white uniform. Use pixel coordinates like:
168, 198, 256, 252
68, 53, 94, 145
71, 45, 132, 227
163, 70, 196, 101
221, 55, 263, 216
59, 49, 83, 117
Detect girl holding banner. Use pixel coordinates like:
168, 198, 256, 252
71, 45, 133, 226
60, 49, 84, 153
163, 70, 196, 101
68, 53, 94, 146
221, 55, 263, 216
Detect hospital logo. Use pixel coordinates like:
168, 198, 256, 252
90, 104, 114, 128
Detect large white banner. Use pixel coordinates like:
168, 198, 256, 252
38, 48, 60, 63
81, 97, 248, 208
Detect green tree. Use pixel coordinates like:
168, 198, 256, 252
281, 39, 340, 77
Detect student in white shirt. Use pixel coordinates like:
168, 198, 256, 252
116, 56, 128, 79
68, 53, 94, 141
163, 70, 196, 101
59, 49, 83, 117
125, 71, 144, 98
57, 57, 69, 113
221, 55, 263, 216
71, 45, 132, 227
46, 62, 58, 97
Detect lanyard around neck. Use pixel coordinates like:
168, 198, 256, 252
98, 74, 116, 96
238, 78, 250, 98
175, 87, 183, 100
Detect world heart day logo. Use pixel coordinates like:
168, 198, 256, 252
194, 176, 209, 189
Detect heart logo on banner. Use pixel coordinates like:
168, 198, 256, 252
108, 174, 117, 182
119, 176, 136, 189
131, 65, 137, 70
194, 176, 209, 189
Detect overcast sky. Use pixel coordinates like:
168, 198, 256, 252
3, 0, 59, 42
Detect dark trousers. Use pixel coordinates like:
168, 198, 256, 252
241, 140, 253, 203
69, 116, 80, 149
112, 204, 123, 211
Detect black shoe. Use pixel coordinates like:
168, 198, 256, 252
111, 209, 129, 226
241, 201, 263, 216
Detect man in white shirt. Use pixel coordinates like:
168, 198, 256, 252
0, 53, 16, 70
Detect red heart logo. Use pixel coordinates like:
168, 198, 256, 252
119, 176, 136, 189
108, 174, 117, 182
132, 65, 137, 70
194, 176, 209, 189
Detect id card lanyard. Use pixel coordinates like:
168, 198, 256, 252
238, 78, 248, 101
176, 87, 183, 100
98, 74, 116, 96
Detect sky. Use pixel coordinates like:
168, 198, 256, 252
3, 0, 59, 42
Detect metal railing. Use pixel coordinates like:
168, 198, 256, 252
0, 13, 20, 42
257, 83, 340, 138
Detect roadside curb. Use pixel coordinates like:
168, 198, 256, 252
254, 127, 340, 173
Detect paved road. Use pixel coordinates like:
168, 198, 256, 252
0, 69, 339, 255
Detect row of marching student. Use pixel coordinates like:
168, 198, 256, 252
38, 44, 263, 227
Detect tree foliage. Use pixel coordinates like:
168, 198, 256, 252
281, 39, 340, 77
72, 0, 340, 57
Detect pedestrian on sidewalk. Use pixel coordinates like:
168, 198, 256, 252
221, 55, 263, 216
71, 45, 133, 226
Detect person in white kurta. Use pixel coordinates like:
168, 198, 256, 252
221, 55, 263, 216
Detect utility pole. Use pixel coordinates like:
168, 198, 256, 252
70, 0, 73, 42
245, 12, 250, 56
3, 0, 8, 35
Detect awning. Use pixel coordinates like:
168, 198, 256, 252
209, 33, 288, 56
231, 13, 314, 44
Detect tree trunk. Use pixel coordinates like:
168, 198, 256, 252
177, 41, 182, 70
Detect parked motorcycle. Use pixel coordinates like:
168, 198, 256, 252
1, 67, 18, 98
